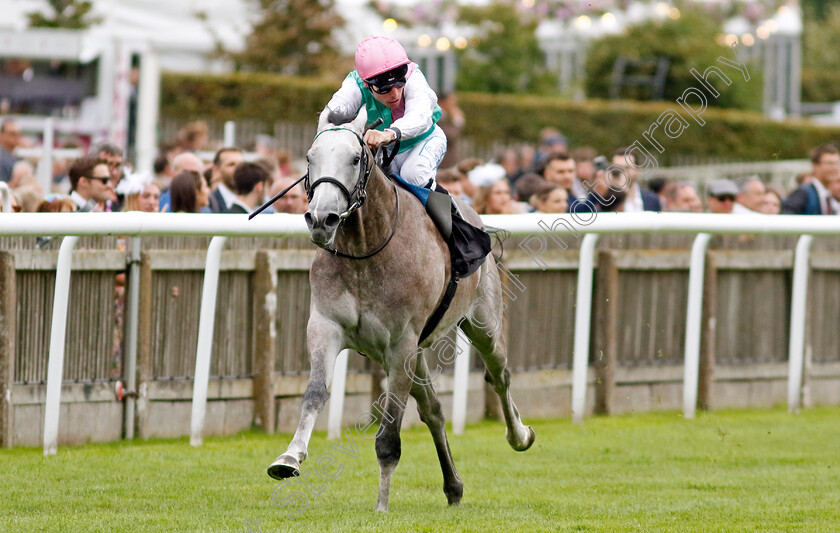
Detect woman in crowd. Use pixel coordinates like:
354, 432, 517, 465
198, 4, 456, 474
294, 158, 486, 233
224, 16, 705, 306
170, 170, 209, 213
760, 188, 783, 215
117, 172, 162, 213
37, 194, 75, 212
472, 179, 518, 215
530, 182, 569, 213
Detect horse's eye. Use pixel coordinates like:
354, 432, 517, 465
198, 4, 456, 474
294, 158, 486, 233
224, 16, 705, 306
353, 154, 361, 165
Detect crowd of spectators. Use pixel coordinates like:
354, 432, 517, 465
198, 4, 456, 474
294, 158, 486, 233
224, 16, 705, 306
2, 114, 839, 221
0, 117, 309, 216
440, 131, 840, 218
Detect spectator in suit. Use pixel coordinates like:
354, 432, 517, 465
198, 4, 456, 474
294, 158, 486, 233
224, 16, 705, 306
170, 170, 209, 213
540, 152, 576, 193
782, 144, 840, 215
226, 162, 269, 214
610, 148, 661, 212
68, 156, 114, 212
209, 147, 244, 213
705, 179, 738, 214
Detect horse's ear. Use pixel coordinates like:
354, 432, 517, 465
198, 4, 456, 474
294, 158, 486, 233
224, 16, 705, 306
318, 106, 332, 130
351, 106, 368, 134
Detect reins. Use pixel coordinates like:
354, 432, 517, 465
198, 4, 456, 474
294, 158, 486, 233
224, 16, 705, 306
325, 172, 400, 260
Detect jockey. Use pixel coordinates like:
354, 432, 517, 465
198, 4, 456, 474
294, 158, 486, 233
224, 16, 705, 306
325, 35, 448, 190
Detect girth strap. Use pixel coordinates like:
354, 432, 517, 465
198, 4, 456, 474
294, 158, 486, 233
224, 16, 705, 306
418, 268, 459, 345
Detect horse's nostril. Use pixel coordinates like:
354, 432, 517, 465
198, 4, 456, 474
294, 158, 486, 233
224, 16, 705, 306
324, 213, 341, 230
304, 212, 314, 230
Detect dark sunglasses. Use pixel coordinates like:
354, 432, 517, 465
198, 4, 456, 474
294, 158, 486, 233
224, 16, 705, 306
365, 64, 408, 95
712, 194, 735, 202
87, 175, 112, 184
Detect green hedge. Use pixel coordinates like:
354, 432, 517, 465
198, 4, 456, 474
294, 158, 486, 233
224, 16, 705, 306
161, 72, 840, 166
802, 70, 840, 103
161, 72, 336, 123
458, 93, 840, 164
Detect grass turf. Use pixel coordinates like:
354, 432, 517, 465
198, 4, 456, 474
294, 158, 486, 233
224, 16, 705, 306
2, 407, 839, 532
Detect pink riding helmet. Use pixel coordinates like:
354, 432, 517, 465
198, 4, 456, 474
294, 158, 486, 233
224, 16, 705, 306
354, 35, 410, 80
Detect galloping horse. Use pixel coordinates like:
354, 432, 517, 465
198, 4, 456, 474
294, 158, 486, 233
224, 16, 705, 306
267, 107, 535, 511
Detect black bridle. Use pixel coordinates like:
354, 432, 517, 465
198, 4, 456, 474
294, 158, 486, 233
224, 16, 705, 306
305, 126, 374, 220
305, 126, 401, 260
249, 123, 401, 260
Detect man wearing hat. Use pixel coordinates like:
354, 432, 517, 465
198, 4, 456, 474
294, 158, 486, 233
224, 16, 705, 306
706, 179, 739, 214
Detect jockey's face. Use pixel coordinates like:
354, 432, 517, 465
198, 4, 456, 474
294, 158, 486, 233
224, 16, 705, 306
368, 84, 404, 110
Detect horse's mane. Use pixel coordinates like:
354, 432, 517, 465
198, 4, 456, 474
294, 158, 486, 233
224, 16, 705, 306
324, 105, 356, 127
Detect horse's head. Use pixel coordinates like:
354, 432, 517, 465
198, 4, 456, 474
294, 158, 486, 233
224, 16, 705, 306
304, 106, 372, 248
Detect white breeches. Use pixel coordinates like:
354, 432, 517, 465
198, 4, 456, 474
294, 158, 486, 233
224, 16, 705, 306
391, 125, 448, 188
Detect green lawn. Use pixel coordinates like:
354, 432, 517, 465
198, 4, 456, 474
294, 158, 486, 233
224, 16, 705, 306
2, 407, 839, 532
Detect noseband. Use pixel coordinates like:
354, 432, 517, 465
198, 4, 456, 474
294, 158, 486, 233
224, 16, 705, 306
305, 126, 373, 220
304, 126, 401, 260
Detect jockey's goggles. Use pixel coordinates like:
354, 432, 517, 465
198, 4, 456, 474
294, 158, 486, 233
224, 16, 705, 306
365, 64, 408, 94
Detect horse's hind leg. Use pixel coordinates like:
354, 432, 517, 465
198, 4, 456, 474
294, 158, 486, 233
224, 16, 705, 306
409, 353, 463, 505
460, 268, 535, 452
267, 313, 343, 479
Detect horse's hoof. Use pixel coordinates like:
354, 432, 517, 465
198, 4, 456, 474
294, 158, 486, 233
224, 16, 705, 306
518, 426, 536, 452
507, 426, 536, 452
267, 455, 301, 480
445, 481, 463, 506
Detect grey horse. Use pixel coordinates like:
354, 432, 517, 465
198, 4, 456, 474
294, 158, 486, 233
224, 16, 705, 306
267, 107, 535, 512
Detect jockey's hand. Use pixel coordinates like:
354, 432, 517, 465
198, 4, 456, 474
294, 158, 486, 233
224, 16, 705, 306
363, 129, 395, 150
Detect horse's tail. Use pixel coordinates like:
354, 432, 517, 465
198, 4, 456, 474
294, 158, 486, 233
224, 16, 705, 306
484, 226, 510, 262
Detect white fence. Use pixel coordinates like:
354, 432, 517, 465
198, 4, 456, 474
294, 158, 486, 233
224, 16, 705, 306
1, 212, 838, 455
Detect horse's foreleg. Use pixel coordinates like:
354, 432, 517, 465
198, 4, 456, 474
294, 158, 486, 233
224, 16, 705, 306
374, 348, 415, 512
267, 314, 343, 480
461, 279, 535, 452
410, 353, 463, 505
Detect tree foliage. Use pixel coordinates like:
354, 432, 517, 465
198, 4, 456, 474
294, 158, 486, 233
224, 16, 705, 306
802, 0, 832, 18
232, 0, 350, 79
27, 0, 100, 29
454, 2, 558, 95
585, 7, 762, 110
802, 3, 840, 72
